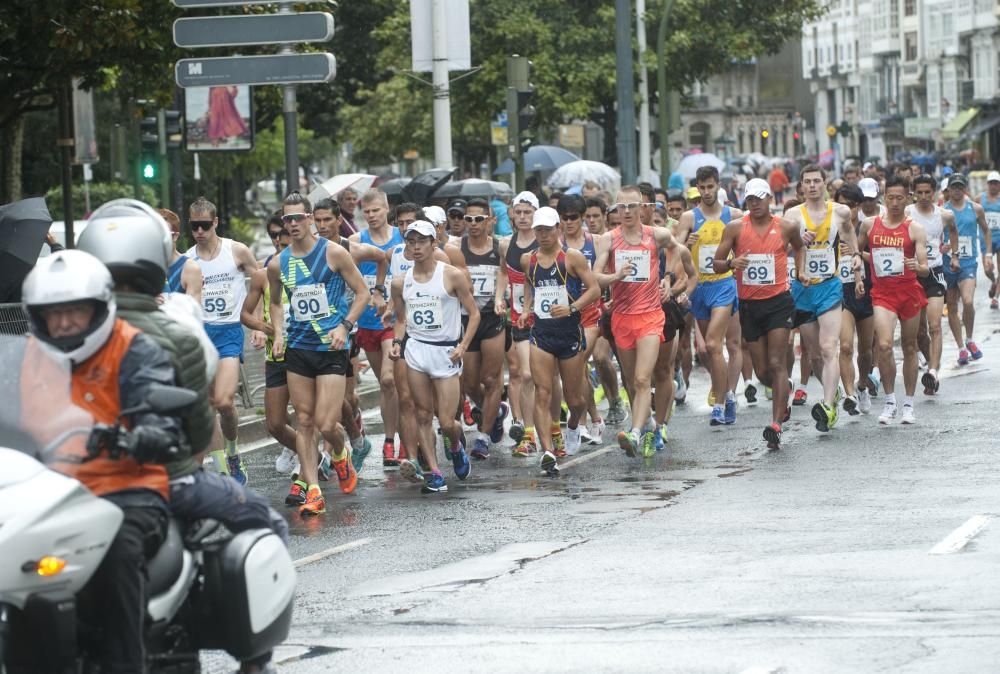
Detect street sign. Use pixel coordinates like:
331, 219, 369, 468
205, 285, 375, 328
174, 13, 334, 48
175, 53, 336, 88
491, 124, 508, 146
172, 0, 278, 7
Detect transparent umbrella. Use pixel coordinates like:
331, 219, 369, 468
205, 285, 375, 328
546, 160, 621, 189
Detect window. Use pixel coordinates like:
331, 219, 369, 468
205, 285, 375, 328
905, 32, 918, 61
904, 0, 916, 15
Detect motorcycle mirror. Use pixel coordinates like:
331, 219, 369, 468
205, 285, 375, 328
143, 384, 199, 416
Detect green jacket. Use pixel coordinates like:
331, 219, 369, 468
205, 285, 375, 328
116, 291, 216, 479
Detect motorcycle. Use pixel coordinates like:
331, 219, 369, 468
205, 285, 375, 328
0, 336, 296, 673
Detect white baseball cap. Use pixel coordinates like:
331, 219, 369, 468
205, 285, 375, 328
744, 178, 772, 199
858, 177, 879, 199
403, 221, 437, 239
513, 191, 540, 210
531, 206, 560, 229
423, 205, 447, 226
988, 171, 1000, 183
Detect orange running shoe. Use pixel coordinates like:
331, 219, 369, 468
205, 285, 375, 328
299, 486, 326, 517
333, 455, 357, 494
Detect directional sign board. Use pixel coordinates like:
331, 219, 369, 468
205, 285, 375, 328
174, 13, 334, 48
175, 53, 336, 88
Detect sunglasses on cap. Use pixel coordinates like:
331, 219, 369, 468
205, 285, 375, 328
281, 212, 310, 223
463, 214, 489, 223
190, 220, 214, 232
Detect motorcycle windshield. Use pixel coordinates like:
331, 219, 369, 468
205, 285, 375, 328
0, 334, 94, 464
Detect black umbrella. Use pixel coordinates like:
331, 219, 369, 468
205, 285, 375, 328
402, 168, 455, 206
377, 177, 412, 207
0, 198, 53, 304
434, 179, 514, 201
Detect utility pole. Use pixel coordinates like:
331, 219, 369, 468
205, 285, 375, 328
279, 0, 299, 196
506, 55, 535, 192
431, 0, 454, 168
615, 0, 637, 184
57, 80, 75, 246
656, 0, 677, 189
636, 0, 652, 182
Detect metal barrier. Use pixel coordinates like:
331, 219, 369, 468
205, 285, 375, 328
0, 303, 29, 335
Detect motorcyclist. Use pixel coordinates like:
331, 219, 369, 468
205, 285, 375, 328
22, 249, 183, 673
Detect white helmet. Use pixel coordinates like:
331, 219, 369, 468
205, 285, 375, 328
77, 199, 173, 295
22, 250, 116, 365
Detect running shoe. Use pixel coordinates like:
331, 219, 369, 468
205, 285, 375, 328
859, 389, 872, 414
606, 398, 628, 424
617, 430, 639, 458
511, 437, 531, 457
878, 401, 897, 425
471, 405, 483, 428
451, 440, 471, 480
654, 425, 666, 452
560, 401, 569, 424
399, 459, 424, 484
901, 404, 916, 425
921, 370, 939, 396
333, 455, 358, 494
552, 428, 565, 455
540, 450, 559, 476
843, 394, 859, 416
782, 406, 791, 423
763, 384, 773, 400
744, 382, 758, 404
992, 298, 999, 310
490, 402, 510, 444
226, 453, 248, 486
299, 486, 326, 517
991, 279, 998, 299
318, 450, 333, 481
470, 435, 491, 461
586, 420, 605, 445
417, 453, 431, 473
641, 430, 656, 458
462, 398, 475, 426
509, 419, 525, 442
208, 449, 229, 476
275, 447, 297, 475
868, 370, 881, 397
811, 402, 836, 432
724, 396, 737, 425
285, 480, 307, 506
589, 364, 600, 390
351, 436, 373, 473
564, 426, 582, 456
763, 423, 782, 450
383, 440, 399, 468
710, 406, 725, 426
792, 389, 808, 406
967, 340, 983, 360
421, 472, 448, 494
707, 389, 716, 407
958, 348, 970, 366
917, 352, 928, 370
674, 378, 687, 405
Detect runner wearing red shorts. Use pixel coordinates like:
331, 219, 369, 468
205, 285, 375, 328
596, 185, 689, 457
858, 175, 930, 426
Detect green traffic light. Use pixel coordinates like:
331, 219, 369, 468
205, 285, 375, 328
143, 163, 156, 180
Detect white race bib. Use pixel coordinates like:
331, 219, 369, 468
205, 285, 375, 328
407, 297, 444, 331
468, 265, 497, 297
743, 254, 776, 286
511, 283, 526, 314
533, 284, 569, 319
202, 283, 235, 320
699, 244, 719, 275
926, 238, 942, 267
872, 247, 904, 277
958, 235, 974, 258
291, 284, 331, 321
805, 247, 835, 280
282, 303, 291, 331
615, 249, 650, 283
787, 255, 797, 279
986, 211, 1000, 232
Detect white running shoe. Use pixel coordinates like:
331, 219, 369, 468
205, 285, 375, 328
564, 426, 582, 455
586, 420, 605, 445
858, 389, 872, 414
901, 405, 916, 424
878, 401, 897, 425
275, 446, 297, 475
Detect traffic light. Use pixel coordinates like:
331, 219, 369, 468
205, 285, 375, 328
760, 129, 769, 139
517, 88, 536, 147
164, 110, 182, 150
139, 114, 158, 182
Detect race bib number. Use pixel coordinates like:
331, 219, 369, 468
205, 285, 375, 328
787, 255, 797, 279
615, 249, 650, 282
926, 238, 941, 267
407, 297, 444, 331
363, 273, 388, 299
511, 283, 526, 314
806, 247, 835, 280
468, 265, 497, 297
291, 284, 331, 321
958, 235, 974, 258
743, 254, 776, 286
533, 284, 569, 319
699, 244, 719, 275
202, 284, 235, 320
873, 247, 904, 277
837, 254, 864, 283
986, 211, 1000, 232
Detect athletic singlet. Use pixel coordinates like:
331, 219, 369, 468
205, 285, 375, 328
389, 242, 413, 279
608, 225, 661, 314
798, 202, 839, 285
563, 232, 600, 311
165, 255, 187, 293
691, 206, 733, 282
905, 205, 944, 270
403, 261, 461, 343
186, 239, 248, 325
262, 253, 289, 363
528, 250, 578, 330
504, 233, 539, 320
943, 200, 978, 262
279, 237, 350, 352
869, 216, 918, 288
461, 236, 501, 312
358, 227, 403, 330
733, 215, 788, 301
981, 194, 1000, 235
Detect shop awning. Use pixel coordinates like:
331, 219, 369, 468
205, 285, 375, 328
963, 115, 1000, 139
942, 108, 979, 139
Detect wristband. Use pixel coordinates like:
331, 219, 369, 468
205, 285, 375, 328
341, 319, 355, 333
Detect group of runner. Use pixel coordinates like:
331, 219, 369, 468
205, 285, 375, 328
164, 163, 998, 517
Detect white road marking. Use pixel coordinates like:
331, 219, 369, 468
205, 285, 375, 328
929, 515, 993, 555
739, 668, 784, 674
294, 538, 373, 568
558, 444, 617, 470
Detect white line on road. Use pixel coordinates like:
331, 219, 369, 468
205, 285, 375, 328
294, 538, 372, 568
558, 444, 617, 470
739, 668, 785, 674
929, 515, 994, 555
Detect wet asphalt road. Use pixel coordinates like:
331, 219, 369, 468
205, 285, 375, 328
206, 288, 1000, 674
